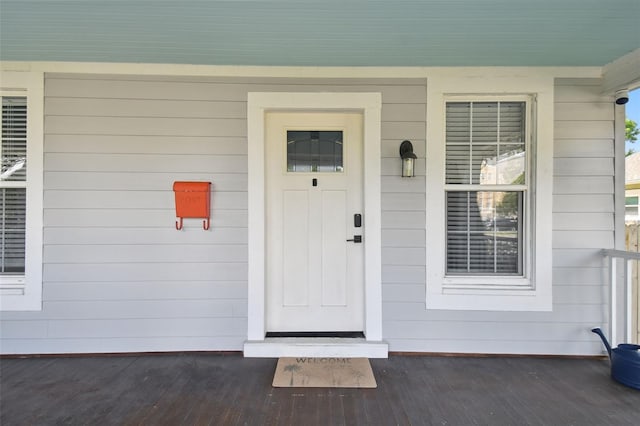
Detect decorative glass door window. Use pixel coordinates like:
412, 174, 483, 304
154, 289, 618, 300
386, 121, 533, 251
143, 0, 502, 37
287, 130, 343, 172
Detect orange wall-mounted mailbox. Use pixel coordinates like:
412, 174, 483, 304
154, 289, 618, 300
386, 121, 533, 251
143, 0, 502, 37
173, 181, 211, 230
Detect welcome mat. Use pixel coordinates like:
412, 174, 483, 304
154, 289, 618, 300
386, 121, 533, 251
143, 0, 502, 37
272, 357, 377, 388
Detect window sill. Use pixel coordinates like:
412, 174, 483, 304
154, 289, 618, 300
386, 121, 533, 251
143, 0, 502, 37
442, 275, 531, 290
427, 281, 552, 312
0, 275, 26, 288
1, 277, 41, 311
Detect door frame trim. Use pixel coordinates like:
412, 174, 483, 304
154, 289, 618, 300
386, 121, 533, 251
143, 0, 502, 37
247, 92, 383, 343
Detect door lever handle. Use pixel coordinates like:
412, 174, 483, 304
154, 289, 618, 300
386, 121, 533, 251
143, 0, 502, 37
346, 235, 362, 243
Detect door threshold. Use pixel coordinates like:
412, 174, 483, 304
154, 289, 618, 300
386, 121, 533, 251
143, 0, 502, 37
243, 337, 388, 358
265, 331, 365, 338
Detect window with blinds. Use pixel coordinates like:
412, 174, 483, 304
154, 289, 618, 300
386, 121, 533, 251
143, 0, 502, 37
445, 101, 527, 276
1, 96, 27, 275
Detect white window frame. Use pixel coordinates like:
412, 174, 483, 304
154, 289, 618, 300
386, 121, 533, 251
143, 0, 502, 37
0, 71, 44, 311
426, 75, 553, 311
443, 96, 531, 282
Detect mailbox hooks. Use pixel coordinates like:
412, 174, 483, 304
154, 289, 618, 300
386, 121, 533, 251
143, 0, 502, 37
175, 217, 209, 230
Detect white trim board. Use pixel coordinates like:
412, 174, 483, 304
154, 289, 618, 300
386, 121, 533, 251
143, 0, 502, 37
245, 92, 385, 357
244, 338, 388, 358
0, 70, 44, 311
1, 61, 602, 80
425, 75, 554, 311
602, 48, 640, 93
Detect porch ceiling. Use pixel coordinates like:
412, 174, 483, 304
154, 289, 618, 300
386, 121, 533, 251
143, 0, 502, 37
1, 1, 638, 67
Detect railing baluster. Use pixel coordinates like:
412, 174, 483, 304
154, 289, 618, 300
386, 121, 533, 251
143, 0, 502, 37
601, 249, 639, 346
627, 259, 633, 343
611, 255, 617, 346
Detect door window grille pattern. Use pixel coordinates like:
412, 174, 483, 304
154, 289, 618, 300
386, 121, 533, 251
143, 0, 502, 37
287, 131, 343, 172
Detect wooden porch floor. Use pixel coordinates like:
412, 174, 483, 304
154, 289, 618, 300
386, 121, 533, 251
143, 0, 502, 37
1, 353, 638, 425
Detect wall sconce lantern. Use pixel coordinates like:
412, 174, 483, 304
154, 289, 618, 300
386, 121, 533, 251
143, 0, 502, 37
399, 140, 417, 177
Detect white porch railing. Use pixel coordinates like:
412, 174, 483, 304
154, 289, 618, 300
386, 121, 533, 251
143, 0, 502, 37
601, 249, 638, 345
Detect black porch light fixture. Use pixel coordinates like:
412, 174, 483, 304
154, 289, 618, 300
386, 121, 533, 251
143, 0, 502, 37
399, 140, 417, 177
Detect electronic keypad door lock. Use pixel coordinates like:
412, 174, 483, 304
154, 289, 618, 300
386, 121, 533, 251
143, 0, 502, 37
347, 235, 362, 243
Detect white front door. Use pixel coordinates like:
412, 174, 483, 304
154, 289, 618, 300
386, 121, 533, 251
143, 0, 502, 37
266, 112, 364, 332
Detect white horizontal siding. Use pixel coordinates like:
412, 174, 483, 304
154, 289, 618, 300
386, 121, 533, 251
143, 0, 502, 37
550, 78, 612, 349
43, 263, 247, 283
552, 267, 606, 286
379, 87, 427, 355
382, 103, 426, 122
43, 190, 247, 210
382, 266, 425, 284
44, 78, 428, 103
551, 249, 607, 268
41, 281, 248, 301
554, 139, 614, 158
46, 116, 248, 137
2, 299, 247, 320
553, 158, 613, 176
381, 193, 425, 212
555, 121, 613, 140
383, 303, 605, 323
45, 98, 248, 119
44, 318, 247, 338
45, 153, 248, 173
44, 209, 247, 228
0, 75, 614, 356
384, 321, 597, 342
46, 135, 248, 155
554, 102, 613, 121
381, 211, 425, 229
0, 74, 428, 354
44, 244, 248, 264
552, 75, 613, 328
552, 213, 613, 231
382, 248, 426, 266
43, 227, 248, 245
553, 231, 614, 249
5, 73, 256, 353
0, 337, 246, 354
553, 194, 614, 212
380, 78, 612, 356
383, 283, 605, 305
45, 171, 248, 191
381, 121, 425, 140
553, 176, 613, 194
553, 82, 611, 103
